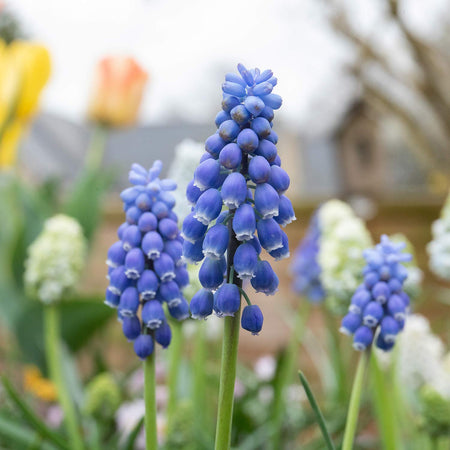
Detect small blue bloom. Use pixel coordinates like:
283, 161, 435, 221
236, 129, 259, 153
124, 248, 145, 279
233, 243, 258, 280
230, 104, 251, 125
122, 316, 141, 341
251, 117, 271, 139
163, 239, 183, 266
222, 95, 240, 112
269, 230, 290, 261
353, 326, 374, 351
275, 195, 296, 227
119, 287, 140, 317
126, 206, 142, 225
159, 280, 182, 307
138, 212, 158, 233
168, 297, 190, 320
241, 304, 264, 335
349, 289, 371, 314
248, 155, 271, 184
137, 270, 159, 300
199, 257, 225, 290
181, 213, 208, 244
190, 289, 214, 319
221, 172, 247, 208
141, 231, 164, 260
257, 218, 283, 252
153, 252, 176, 282
372, 281, 390, 304
142, 300, 165, 329
155, 322, 172, 348
107, 241, 127, 268
203, 224, 229, 259
174, 266, 190, 289
379, 316, 399, 343
205, 133, 226, 158
182, 238, 205, 264
268, 166, 290, 194
219, 143, 242, 169
109, 266, 130, 295
194, 189, 223, 225
255, 139, 277, 162
254, 183, 279, 219
186, 180, 202, 205
135, 192, 152, 211
340, 313, 362, 335
194, 159, 221, 191
134, 334, 154, 359
375, 333, 395, 352
122, 225, 142, 251
214, 283, 241, 317
243, 95, 265, 116
105, 288, 120, 308
386, 294, 406, 321
117, 222, 129, 240
232, 203, 256, 241
362, 301, 384, 327
158, 218, 179, 240
219, 119, 240, 142
251, 260, 278, 295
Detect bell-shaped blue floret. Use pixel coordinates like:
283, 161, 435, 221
194, 159, 221, 191
387, 294, 406, 321
155, 322, 172, 348
232, 203, 256, 241
137, 270, 158, 300
274, 195, 296, 227
219, 143, 242, 170
109, 266, 130, 296
117, 222, 129, 240
168, 297, 190, 320
174, 266, 190, 289
205, 133, 226, 158
105, 288, 120, 308
364, 271, 380, 289
163, 239, 183, 266
372, 282, 390, 304
107, 241, 127, 268
126, 206, 142, 225
203, 224, 229, 259
233, 243, 258, 280
190, 289, 214, 319
241, 304, 264, 335
219, 120, 240, 142
349, 289, 371, 314
251, 117, 271, 139
215, 110, 231, 128
135, 192, 152, 211
138, 212, 158, 233
122, 225, 142, 251
222, 95, 240, 113
142, 300, 165, 329
186, 180, 202, 205
151, 201, 169, 219
260, 93, 282, 110
257, 218, 283, 252
244, 95, 265, 116
237, 129, 259, 153
255, 139, 277, 162
124, 248, 145, 279
194, 189, 223, 225
122, 316, 141, 341
254, 183, 279, 219
222, 81, 246, 98
199, 257, 225, 290
159, 280, 182, 307
221, 172, 247, 209
248, 155, 271, 184
230, 104, 251, 125
375, 333, 395, 351
362, 301, 384, 327
379, 316, 400, 343
134, 334, 154, 360
181, 213, 208, 244
158, 218, 179, 240
340, 312, 362, 335
142, 231, 164, 260
253, 81, 273, 97
352, 326, 374, 351
214, 283, 241, 317
119, 287, 140, 317
250, 260, 276, 295
153, 253, 176, 282
268, 166, 290, 194
182, 237, 205, 264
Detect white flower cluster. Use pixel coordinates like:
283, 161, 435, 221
427, 192, 450, 281
167, 139, 204, 223
24, 214, 86, 304
318, 199, 372, 314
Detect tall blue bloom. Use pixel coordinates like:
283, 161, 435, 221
105, 161, 189, 359
290, 210, 325, 303
340, 235, 412, 352
182, 64, 295, 334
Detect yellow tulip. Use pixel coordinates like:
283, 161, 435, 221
87, 56, 148, 127
23, 365, 57, 402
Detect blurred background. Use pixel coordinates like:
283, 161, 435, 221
1, 0, 449, 448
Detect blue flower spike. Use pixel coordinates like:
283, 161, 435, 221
340, 235, 412, 352
105, 161, 190, 359
182, 64, 295, 334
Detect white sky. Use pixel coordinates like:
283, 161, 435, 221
9, 0, 449, 134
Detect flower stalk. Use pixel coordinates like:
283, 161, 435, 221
144, 350, 158, 450
167, 320, 182, 431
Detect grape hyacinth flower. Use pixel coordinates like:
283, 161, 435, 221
340, 235, 412, 352
182, 64, 295, 450
105, 160, 190, 358
290, 210, 325, 303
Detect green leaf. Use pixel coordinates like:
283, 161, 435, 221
1, 377, 69, 450
298, 371, 336, 450
122, 416, 144, 450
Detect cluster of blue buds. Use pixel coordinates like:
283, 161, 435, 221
290, 211, 325, 303
105, 161, 190, 359
340, 235, 412, 352
182, 64, 295, 335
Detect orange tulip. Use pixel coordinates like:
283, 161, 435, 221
87, 56, 148, 127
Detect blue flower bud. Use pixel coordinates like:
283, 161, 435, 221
268, 166, 290, 194
160, 179, 177, 191
200, 152, 213, 163
120, 186, 140, 204
203, 224, 229, 259
267, 130, 279, 145
237, 63, 254, 85
215, 110, 231, 128
182, 238, 205, 264
186, 180, 202, 205
241, 304, 264, 335
260, 93, 282, 109
248, 235, 262, 254
105, 288, 120, 308
134, 334, 154, 360
181, 213, 208, 244
248, 155, 271, 184
340, 312, 362, 335
151, 201, 169, 219
119, 287, 140, 317
237, 129, 259, 153
375, 333, 394, 352
222, 95, 240, 112
250, 260, 277, 295
206, 133, 227, 157
163, 239, 183, 266
272, 154, 281, 166
362, 301, 384, 327
159, 192, 176, 209
225, 72, 246, 87
107, 241, 127, 268
253, 81, 273, 96
230, 104, 251, 125
117, 222, 128, 240
379, 316, 400, 343
142, 231, 164, 259
364, 271, 380, 289
387, 294, 406, 321
142, 300, 165, 329
155, 322, 172, 348
159, 280, 182, 307
219, 120, 240, 142
379, 264, 391, 280
257, 218, 283, 252
129, 170, 147, 185
251, 117, 271, 139
233, 203, 256, 241
158, 218, 179, 240
174, 266, 189, 289
255, 69, 273, 84
190, 289, 214, 319
399, 291, 410, 310
349, 289, 371, 314
372, 282, 390, 304
234, 243, 258, 280
221, 172, 247, 208
222, 81, 246, 97
122, 316, 141, 341
219, 143, 242, 169
274, 195, 296, 227
194, 188, 223, 225
168, 297, 190, 320
259, 106, 274, 122
352, 326, 374, 351
137, 270, 158, 300
126, 206, 142, 225
388, 278, 402, 293
267, 76, 277, 87
194, 159, 221, 191
122, 225, 142, 251
125, 248, 145, 279
154, 253, 176, 282
214, 283, 241, 317
255, 139, 277, 162
138, 212, 158, 233
109, 266, 130, 295
135, 192, 152, 211
269, 230, 289, 261
244, 96, 265, 116
255, 183, 279, 219
199, 256, 225, 290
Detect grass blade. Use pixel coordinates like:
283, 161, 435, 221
298, 371, 336, 450
123, 416, 144, 450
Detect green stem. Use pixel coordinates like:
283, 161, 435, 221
193, 322, 208, 436
44, 305, 83, 450
85, 124, 108, 171
144, 351, 158, 450
167, 320, 182, 432
342, 351, 369, 450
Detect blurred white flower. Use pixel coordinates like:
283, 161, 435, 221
167, 139, 204, 223
234, 378, 246, 399
254, 355, 276, 382
258, 385, 274, 404
24, 214, 86, 304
